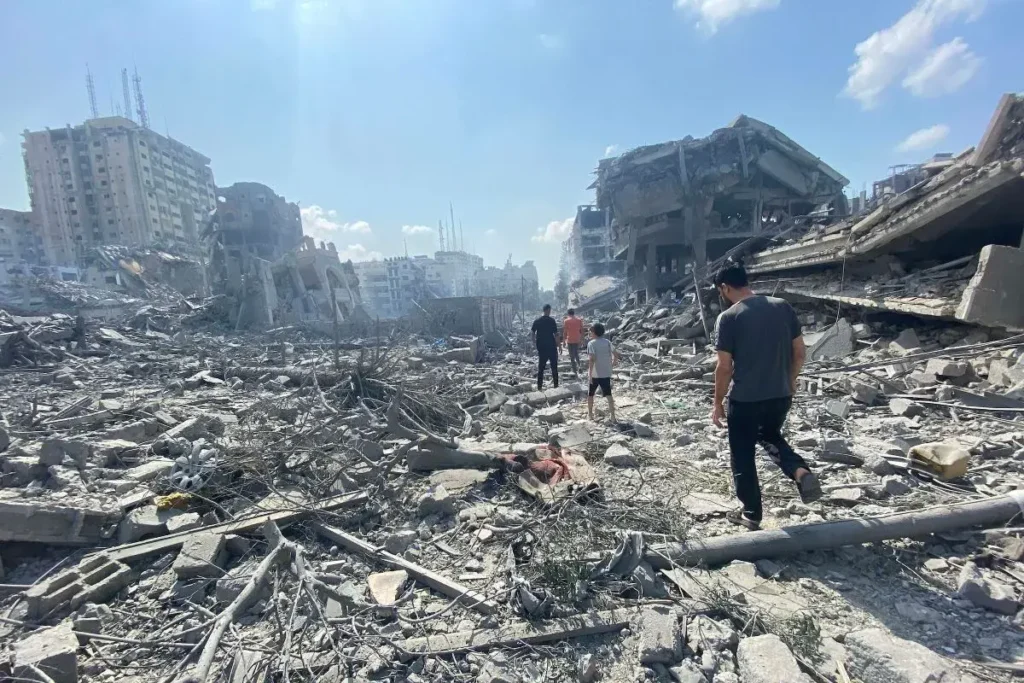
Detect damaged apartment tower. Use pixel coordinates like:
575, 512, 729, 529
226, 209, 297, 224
204, 182, 365, 330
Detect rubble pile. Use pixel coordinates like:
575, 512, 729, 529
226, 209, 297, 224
0, 297, 1022, 683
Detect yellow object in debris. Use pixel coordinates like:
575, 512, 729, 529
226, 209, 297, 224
909, 442, 971, 480
156, 492, 192, 510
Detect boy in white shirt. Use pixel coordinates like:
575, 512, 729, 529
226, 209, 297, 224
587, 322, 617, 422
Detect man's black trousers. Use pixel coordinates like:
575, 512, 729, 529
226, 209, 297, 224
726, 396, 810, 523
537, 346, 558, 390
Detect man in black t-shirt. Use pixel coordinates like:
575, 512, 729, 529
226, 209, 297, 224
531, 304, 559, 390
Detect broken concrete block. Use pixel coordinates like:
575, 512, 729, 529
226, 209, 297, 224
603, 443, 638, 468
829, 487, 864, 506
500, 402, 519, 416
117, 505, 181, 544
578, 653, 599, 683
851, 322, 872, 339
988, 358, 1024, 387
418, 485, 455, 517
164, 414, 225, 441
39, 439, 68, 466
845, 628, 967, 683
686, 615, 738, 654
864, 455, 896, 476
907, 371, 939, 388
926, 358, 969, 378
632, 422, 655, 438
825, 399, 851, 419
216, 560, 271, 605
367, 570, 407, 606
350, 437, 385, 462
324, 581, 366, 617
23, 555, 132, 620
807, 318, 855, 361
632, 561, 668, 598
882, 476, 911, 497
384, 529, 418, 554
535, 408, 565, 425
909, 442, 970, 480
675, 434, 694, 447
13, 621, 79, 683
517, 404, 534, 418
0, 425, 9, 452
173, 532, 227, 579
888, 398, 924, 418
957, 563, 1018, 614
889, 328, 922, 355
124, 458, 174, 483
847, 380, 879, 405
637, 605, 681, 665
736, 634, 811, 683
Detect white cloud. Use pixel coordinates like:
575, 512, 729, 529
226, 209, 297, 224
537, 33, 564, 51
902, 37, 981, 97
336, 244, 383, 262
603, 144, 619, 158
674, 0, 781, 32
401, 224, 433, 235
896, 124, 950, 152
300, 205, 371, 236
485, 228, 497, 236
0, 132, 6, 146
843, 0, 985, 109
531, 217, 573, 244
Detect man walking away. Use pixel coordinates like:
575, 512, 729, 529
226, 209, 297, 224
711, 261, 822, 530
587, 323, 617, 423
531, 304, 559, 390
562, 308, 584, 375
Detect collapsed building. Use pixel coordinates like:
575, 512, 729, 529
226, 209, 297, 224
745, 94, 1024, 331
594, 115, 849, 301
204, 182, 365, 329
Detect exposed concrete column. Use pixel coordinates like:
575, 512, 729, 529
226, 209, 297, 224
645, 242, 658, 301
955, 245, 1024, 329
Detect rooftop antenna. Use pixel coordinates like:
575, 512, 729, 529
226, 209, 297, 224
438, 219, 446, 251
109, 95, 116, 117
86, 65, 99, 118
449, 202, 457, 252
460, 219, 465, 253
121, 68, 133, 122
132, 65, 150, 129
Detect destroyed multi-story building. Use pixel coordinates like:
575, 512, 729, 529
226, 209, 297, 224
593, 115, 849, 300
433, 250, 485, 297
80, 245, 207, 299
566, 204, 623, 284
474, 258, 540, 301
354, 257, 431, 319
204, 182, 362, 329
21, 116, 217, 266
745, 93, 1024, 332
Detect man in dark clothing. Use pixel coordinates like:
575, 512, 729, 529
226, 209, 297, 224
711, 261, 822, 530
531, 304, 559, 390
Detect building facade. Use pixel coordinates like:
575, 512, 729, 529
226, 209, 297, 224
354, 257, 429, 319
566, 204, 622, 284
433, 250, 484, 297
22, 116, 216, 266
474, 259, 539, 299
0, 209, 42, 264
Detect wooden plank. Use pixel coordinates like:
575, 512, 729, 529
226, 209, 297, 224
312, 521, 499, 616
401, 609, 631, 657
94, 491, 368, 563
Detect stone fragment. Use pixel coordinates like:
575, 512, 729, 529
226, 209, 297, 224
535, 408, 565, 424
686, 615, 738, 653
848, 380, 879, 405
367, 570, 408, 606
669, 660, 708, 683
500, 402, 519, 416
957, 563, 1018, 614
13, 622, 79, 683
845, 628, 968, 683
894, 600, 940, 623
0, 425, 9, 452
173, 532, 227, 579
675, 434, 694, 446
118, 505, 181, 544
637, 605, 681, 665
807, 318, 855, 360
864, 455, 896, 476
888, 398, 924, 418
350, 438, 385, 462
418, 485, 455, 517
632, 561, 668, 598
882, 476, 911, 496
829, 487, 864, 506
578, 654, 598, 683
736, 634, 811, 683
384, 530, 417, 554
632, 422, 655, 438
926, 358, 969, 378
825, 399, 851, 419
166, 513, 202, 534
604, 443, 638, 468
889, 328, 922, 355
216, 560, 271, 605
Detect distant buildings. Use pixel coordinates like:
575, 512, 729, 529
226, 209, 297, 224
353, 252, 539, 319
566, 204, 623, 284
0, 209, 41, 264
21, 116, 216, 266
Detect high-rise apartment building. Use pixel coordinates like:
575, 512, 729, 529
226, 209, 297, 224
22, 116, 217, 266
0, 209, 42, 264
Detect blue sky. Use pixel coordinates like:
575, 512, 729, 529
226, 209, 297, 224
0, 0, 1020, 286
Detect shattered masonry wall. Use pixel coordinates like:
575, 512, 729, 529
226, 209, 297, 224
417, 297, 516, 336
956, 245, 1024, 330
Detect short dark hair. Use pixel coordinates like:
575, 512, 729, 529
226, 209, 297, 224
543, 304, 551, 312
567, 308, 575, 315
591, 322, 605, 336
713, 261, 748, 288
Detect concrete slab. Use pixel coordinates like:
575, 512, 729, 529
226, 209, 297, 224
367, 570, 408, 606
637, 605, 681, 665
13, 621, 79, 683
172, 532, 227, 579
736, 634, 811, 683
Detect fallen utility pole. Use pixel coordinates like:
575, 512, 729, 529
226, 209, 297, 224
644, 493, 1024, 568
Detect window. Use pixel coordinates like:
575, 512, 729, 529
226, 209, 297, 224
97, 167, 105, 173
105, 275, 117, 284
94, 154, 103, 161
141, 153, 147, 159
108, 219, 114, 225
101, 180, 108, 186
143, 166, 149, 172
103, 194, 110, 199
139, 140, 146, 146
92, 141, 101, 148
70, 209, 78, 215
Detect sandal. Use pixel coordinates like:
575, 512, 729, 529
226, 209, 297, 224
726, 509, 761, 531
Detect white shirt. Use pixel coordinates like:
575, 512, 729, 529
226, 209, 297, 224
587, 337, 614, 378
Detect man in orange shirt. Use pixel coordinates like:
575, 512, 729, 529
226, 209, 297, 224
562, 308, 585, 376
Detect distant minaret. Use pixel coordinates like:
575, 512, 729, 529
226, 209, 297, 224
438, 220, 446, 251
449, 202, 457, 251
